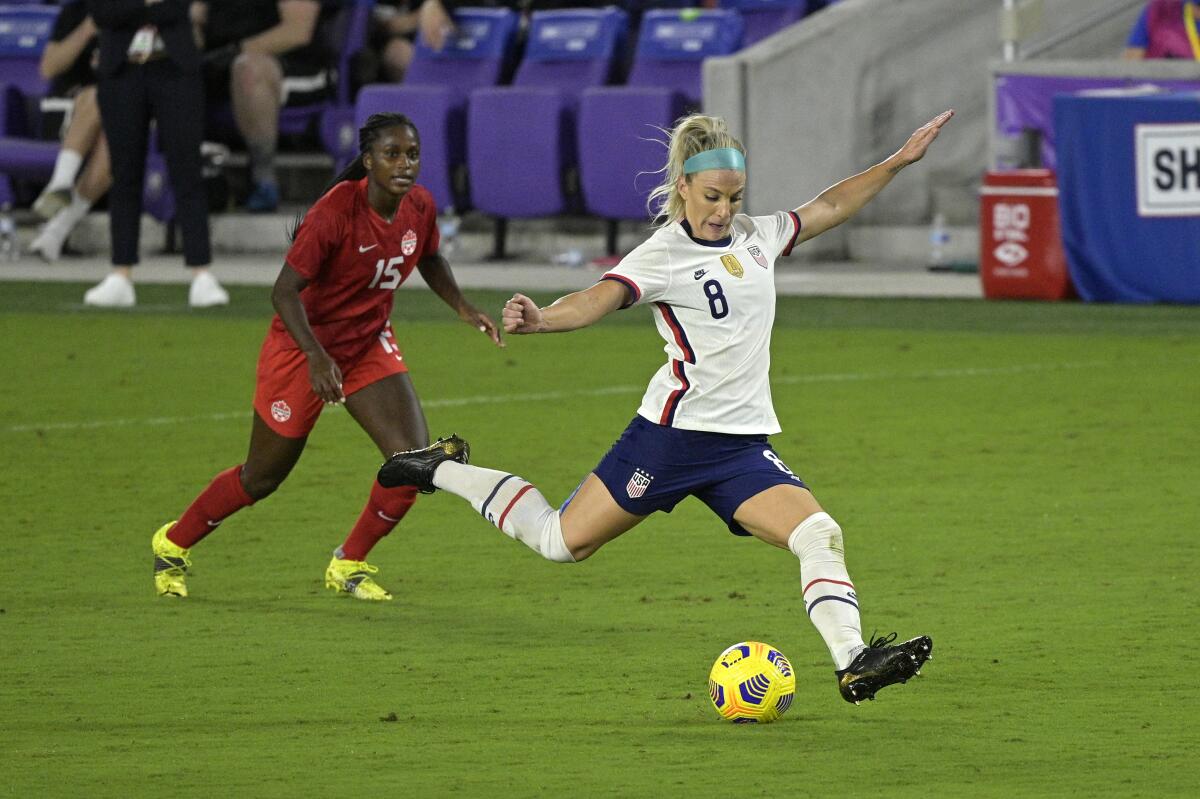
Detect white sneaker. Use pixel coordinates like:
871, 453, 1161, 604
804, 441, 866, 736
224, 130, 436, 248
83, 273, 136, 308
188, 270, 229, 308
28, 224, 67, 262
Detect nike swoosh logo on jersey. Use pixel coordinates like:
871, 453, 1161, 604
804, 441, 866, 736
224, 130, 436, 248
359, 244, 378, 253
207, 520, 221, 527
693, 269, 708, 280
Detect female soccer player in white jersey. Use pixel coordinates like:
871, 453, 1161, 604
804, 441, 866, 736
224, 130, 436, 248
381, 109, 954, 703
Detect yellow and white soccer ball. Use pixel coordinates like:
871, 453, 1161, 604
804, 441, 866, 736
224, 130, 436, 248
708, 641, 796, 723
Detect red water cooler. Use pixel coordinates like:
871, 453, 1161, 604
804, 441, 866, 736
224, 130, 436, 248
978, 170, 1073, 300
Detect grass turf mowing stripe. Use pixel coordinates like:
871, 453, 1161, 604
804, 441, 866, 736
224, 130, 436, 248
2, 358, 1131, 434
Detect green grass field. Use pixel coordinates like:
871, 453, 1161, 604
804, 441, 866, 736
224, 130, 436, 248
2, 281, 1197, 797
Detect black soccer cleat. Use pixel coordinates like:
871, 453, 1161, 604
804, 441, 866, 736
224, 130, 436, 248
378, 434, 470, 493
837, 632, 933, 704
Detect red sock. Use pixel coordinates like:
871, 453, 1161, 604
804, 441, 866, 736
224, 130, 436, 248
169, 465, 255, 548
339, 482, 418, 561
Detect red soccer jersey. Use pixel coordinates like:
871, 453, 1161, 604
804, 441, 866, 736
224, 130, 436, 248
267, 178, 440, 364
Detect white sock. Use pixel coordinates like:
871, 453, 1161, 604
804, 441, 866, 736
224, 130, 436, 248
47, 150, 83, 192
53, 191, 92, 231
788, 512, 865, 670
434, 461, 575, 563
35, 192, 93, 251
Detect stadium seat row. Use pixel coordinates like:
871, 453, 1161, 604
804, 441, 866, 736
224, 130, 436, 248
358, 3, 816, 250
0, 2, 819, 233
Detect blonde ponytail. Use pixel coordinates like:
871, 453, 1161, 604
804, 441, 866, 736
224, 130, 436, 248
645, 114, 746, 227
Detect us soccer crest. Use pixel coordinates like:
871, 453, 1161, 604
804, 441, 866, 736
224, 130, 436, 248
720, 254, 744, 278
748, 245, 768, 269
626, 468, 653, 499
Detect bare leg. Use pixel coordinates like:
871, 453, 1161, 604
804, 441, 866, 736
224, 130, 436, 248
382, 37, 415, 82
29, 131, 110, 261
240, 411, 308, 500
230, 52, 282, 188
730, 484, 824, 548
336, 373, 427, 562
166, 412, 306, 550
558, 474, 645, 560
36, 86, 105, 219
62, 86, 103, 160
343, 372, 428, 455
76, 131, 112, 203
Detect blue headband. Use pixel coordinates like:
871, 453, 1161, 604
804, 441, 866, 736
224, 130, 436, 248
683, 148, 745, 174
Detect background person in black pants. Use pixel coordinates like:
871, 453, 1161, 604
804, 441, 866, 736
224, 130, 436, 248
84, 0, 227, 308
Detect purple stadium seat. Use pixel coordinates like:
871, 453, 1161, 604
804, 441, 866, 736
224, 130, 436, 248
467, 6, 628, 231
355, 7, 519, 212
0, 3, 58, 206
721, 0, 808, 48
0, 133, 59, 177
305, 0, 375, 169
405, 7, 519, 88
0, 1, 55, 99
626, 8, 744, 108
578, 8, 743, 237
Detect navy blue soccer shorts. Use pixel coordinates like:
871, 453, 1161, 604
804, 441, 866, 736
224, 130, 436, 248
588, 415, 809, 536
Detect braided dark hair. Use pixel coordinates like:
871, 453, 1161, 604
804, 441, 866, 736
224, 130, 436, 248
289, 112, 420, 242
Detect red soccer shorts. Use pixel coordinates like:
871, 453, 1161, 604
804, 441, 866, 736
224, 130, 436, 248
253, 323, 408, 437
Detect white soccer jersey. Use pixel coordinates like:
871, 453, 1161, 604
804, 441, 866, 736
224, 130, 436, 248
602, 211, 802, 435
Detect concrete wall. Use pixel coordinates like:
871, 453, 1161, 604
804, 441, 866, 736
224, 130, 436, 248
704, 0, 1146, 257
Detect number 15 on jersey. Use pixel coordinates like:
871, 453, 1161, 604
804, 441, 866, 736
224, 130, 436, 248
370, 256, 404, 290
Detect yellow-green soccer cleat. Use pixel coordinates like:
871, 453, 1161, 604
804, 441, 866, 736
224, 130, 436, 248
152, 522, 191, 598
325, 556, 393, 601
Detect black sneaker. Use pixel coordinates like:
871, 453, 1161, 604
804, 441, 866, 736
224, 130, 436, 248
837, 632, 933, 704
378, 435, 470, 492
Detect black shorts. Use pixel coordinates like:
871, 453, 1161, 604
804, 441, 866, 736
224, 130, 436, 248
204, 51, 333, 108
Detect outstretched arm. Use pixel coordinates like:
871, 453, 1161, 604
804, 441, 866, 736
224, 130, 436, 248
39, 16, 97, 81
417, 253, 503, 347
503, 280, 627, 335
795, 110, 954, 244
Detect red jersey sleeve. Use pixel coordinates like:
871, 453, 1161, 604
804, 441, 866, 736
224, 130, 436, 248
285, 201, 344, 280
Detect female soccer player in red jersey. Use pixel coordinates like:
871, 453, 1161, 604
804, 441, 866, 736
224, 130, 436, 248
151, 112, 501, 601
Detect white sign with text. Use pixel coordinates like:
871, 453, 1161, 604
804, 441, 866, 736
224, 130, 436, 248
1136, 123, 1200, 217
